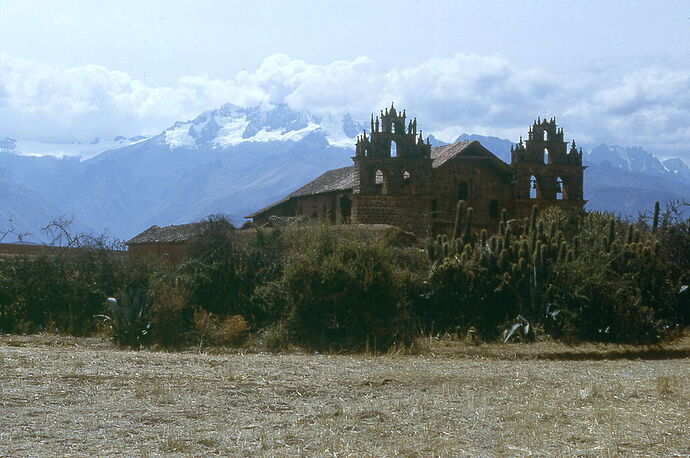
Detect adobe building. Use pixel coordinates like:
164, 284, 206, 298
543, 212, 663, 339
248, 104, 586, 237
126, 222, 209, 263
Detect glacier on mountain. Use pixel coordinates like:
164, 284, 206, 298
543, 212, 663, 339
160, 103, 362, 151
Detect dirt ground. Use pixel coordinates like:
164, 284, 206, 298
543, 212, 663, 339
1, 335, 689, 456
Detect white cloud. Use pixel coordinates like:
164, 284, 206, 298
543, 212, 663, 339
1, 52, 689, 159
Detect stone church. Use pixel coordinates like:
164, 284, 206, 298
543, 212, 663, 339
247, 104, 585, 237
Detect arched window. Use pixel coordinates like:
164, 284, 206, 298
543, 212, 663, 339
543, 130, 548, 141
391, 140, 398, 157
402, 170, 412, 194
544, 148, 549, 164
375, 169, 388, 194
556, 177, 565, 200
458, 181, 468, 200
530, 175, 539, 199
391, 123, 396, 133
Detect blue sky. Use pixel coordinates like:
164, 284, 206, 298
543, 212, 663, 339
1, 0, 689, 159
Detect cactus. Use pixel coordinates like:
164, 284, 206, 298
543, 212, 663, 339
625, 224, 634, 245
452, 200, 466, 240
528, 205, 539, 235
652, 201, 660, 232
606, 219, 616, 252
462, 207, 473, 244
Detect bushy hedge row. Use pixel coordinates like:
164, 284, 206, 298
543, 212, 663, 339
0, 204, 687, 350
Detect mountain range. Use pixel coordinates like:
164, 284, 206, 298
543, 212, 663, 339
1, 103, 688, 243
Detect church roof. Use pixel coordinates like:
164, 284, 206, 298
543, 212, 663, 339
430, 140, 473, 167
289, 165, 358, 198
247, 140, 513, 219
246, 166, 357, 218
431, 140, 513, 174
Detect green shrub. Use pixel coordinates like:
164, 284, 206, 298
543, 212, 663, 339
279, 227, 413, 351
0, 245, 131, 335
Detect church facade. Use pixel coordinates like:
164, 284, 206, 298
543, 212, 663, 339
247, 104, 585, 237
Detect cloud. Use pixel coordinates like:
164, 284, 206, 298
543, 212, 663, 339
1, 52, 689, 158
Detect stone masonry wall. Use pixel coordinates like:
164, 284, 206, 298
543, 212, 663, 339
352, 194, 431, 237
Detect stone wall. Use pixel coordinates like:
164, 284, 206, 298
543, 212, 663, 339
431, 158, 515, 235
351, 194, 431, 237
127, 242, 191, 264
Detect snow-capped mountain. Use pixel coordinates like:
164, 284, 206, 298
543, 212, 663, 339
0, 103, 359, 240
159, 103, 362, 151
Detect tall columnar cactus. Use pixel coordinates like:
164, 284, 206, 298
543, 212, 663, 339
462, 207, 474, 245
528, 205, 539, 236
606, 219, 616, 252
625, 224, 635, 245
652, 201, 660, 232
452, 200, 466, 240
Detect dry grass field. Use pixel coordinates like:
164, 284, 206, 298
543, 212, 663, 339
1, 334, 689, 456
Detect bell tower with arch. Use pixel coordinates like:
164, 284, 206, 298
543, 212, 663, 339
510, 117, 586, 214
351, 103, 434, 234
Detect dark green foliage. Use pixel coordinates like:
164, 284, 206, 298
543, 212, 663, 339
0, 243, 132, 335
278, 228, 415, 351
0, 202, 687, 348
102, 287, 152, 347
422, 203, 689, 343
176, 216, 283, 326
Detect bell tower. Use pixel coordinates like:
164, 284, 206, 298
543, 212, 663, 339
511, 117, 586, 214
350, 103, 434, 235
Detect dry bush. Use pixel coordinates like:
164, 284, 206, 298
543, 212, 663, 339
150, 283, 192, 347
193, 309, 249, 347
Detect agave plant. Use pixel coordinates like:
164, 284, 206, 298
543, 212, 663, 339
98, 287, 152, 347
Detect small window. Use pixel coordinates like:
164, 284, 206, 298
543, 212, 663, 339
431, 199, 438, 214
556, 177, 565, 200
544, 148, 549, 164
375, 169, 387, 194
391, 140, 397, 157
489, 200, 499, 218
458, 181, 468, 200
530, 175, 539, 199
402, 171, 411, 194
